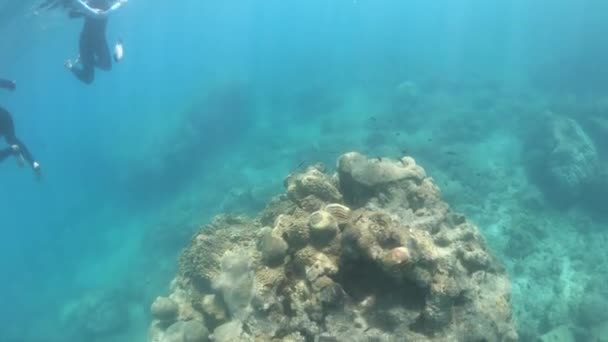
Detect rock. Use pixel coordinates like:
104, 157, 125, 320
212, 250, 254, 318
337, 152, 426, 205
148, 152, 517, 342
337, 152, 425, 187
182, 321, 209, 342
178, 215, 258, 292
169, 287, 204, 322
200, 295, 228, 328
547, 116, 599, 197
211, 321, 245, 342
274, 215, 309, 249
304, 252, 338, 282
314, 276, 345, 308
526, 114, 601, 206
285, 166, 342, 206
164, 320, 209, 342
151, 297, 179, 322
324, 203, 351, 225
382, 247, 411, 268
308, 210, 338, 244
258, 227, 288, 266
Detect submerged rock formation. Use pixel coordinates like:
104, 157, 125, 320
148, 152, 517, 342
546, 116, 599, 196
525, 113, 602, 207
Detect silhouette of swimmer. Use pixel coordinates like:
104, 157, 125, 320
0, 79, 41, 176
61, 0, 128, 84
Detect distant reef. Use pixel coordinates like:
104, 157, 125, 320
148, 152, 517, 342
524, 112, 608, 213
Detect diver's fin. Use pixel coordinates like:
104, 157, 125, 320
113, 38, 124, 63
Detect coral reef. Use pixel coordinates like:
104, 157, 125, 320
546, 116, 599, 195
148, 152, 517, 342
525, 113, 602, 206
151, 297, 180, 323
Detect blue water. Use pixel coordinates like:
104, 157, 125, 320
2, 0, 608, 341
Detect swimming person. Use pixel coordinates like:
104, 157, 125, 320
64, 0, 128, 84
0, 79, 41, 176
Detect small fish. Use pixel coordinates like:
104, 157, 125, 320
369, 116, 377, 121
395, 132, 401, 136
113, 39, 124, 62
376, 156, 382, 161
297, 160, 306, 168
445, 151, 457, 156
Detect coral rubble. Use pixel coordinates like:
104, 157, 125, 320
149, 152, 517, 342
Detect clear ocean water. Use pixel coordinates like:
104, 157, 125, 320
1, 0, 607, 341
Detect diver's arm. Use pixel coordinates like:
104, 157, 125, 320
105, 0, 127, 14
73, 0, 104, 18
73, 0, 127, 18
0, 79, 16, 91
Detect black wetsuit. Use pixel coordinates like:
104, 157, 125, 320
70, 0, 112, 84
0, 107, 35, 166
0, 79, 35, 167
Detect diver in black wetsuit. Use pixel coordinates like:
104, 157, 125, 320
64, 0, 127, 84
0, 79, 41, 176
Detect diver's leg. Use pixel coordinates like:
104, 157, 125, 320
0, 106, 15, 137
0, 108, 26, 165
70, 30, 95, 84
0, 108, 34, 165
0, 107, 12, 162
95, 34, 112, 71
71, 63, 94, 84
5, 136, 35, 166
0, 109, 16, 163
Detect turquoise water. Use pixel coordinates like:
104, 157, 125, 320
1, 1, 607, 341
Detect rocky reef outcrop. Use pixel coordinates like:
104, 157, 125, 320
545, 116, 599, 196
524, 112, 608, 211
148, 152, 517, 342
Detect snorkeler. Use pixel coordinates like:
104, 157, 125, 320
63, 0, 128, 84
0, 79, 41, 176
